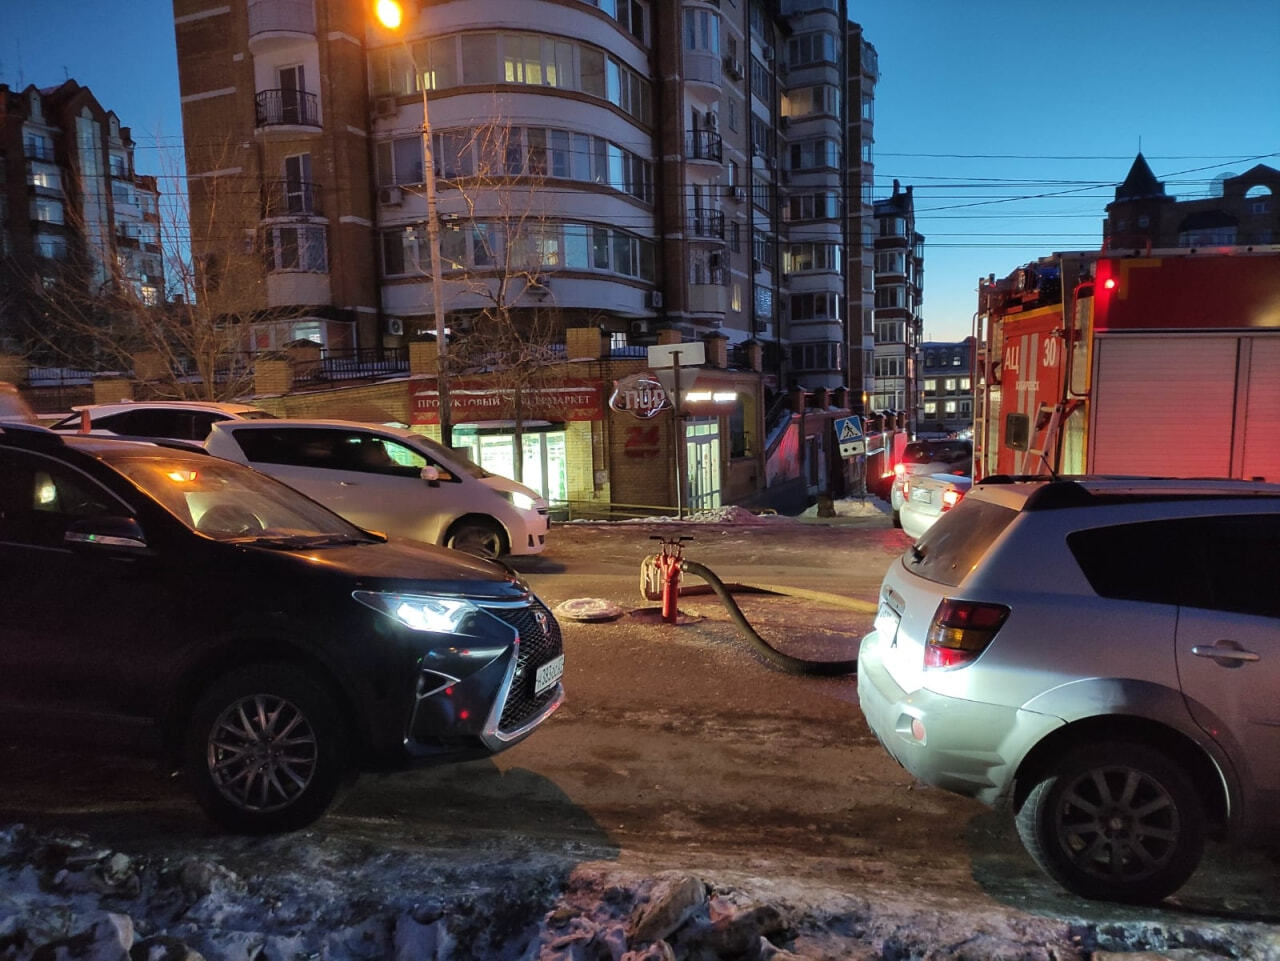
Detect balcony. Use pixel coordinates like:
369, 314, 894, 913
255, 89, 321, 131
248, 0, 316, 52
685, 130, 723, 164
262, 179, 324, 219
683, 49, 723, 88
688, 209, 725, 240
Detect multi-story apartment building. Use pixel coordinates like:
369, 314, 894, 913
0, 80, 163, 348
170, 0, 878, 508
919, 337, 974, 436
871, 178, 923, 428
172, 0, 876, 380
1104, 154, 1279, 251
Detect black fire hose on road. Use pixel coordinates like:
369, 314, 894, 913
680, 559, 859, 677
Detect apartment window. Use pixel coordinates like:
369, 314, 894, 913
784, 243, 841, 274
375, 137, 423, 186
923, 378, 936, 392
924, 401, 937, 416
875, 285, 904, 308
874, 356, 905, 377
752, 231, 774, 268
875, 319, 906, 342
786, 31, 836, 67
30, 198, 63, 224
749, 58, 770, 100
264, 224, 326, 273
944, 378, 956, 391
783, 85, 839, 119
791, 342, 841, 372
790, 292, 841, 321
684, 8, 720, 53
875, 250, 905, 273
789, 138, 837, 171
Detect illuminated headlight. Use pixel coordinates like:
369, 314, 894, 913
353, 591, 477, 633
503, 490, 536, 511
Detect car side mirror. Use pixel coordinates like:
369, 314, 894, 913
64, 516, 148, 550
420, 465, 441, 486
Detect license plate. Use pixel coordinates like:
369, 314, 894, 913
911, 487, 932, 504
874, 603, 901, 646
534, 654, 564, 694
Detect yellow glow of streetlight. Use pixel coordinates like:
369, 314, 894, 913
374, 0, 403, 29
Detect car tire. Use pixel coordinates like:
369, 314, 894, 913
1014, 742, 1204, 903
446, 519, 506, 558
185, 663, 350, 834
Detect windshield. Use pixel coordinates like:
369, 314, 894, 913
113, 454, 372, 543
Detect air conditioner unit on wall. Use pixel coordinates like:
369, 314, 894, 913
374, 96, 397, 118
630, 320, 647, 335
378, 186, 403, 206
731, 186, 747, 201
762, 45, 774, 61
386, 316, 404, 336
647, 290, 664, 309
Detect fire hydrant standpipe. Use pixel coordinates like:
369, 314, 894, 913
641, 537, 858, 677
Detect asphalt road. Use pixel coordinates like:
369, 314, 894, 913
2, 514, 1278, 956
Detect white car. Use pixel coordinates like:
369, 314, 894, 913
898, 472, 972, 539
50, 400, 274, 442
205, 419, 550, 558
888, 439, 972, 527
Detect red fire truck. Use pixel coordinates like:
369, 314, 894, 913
974, 247, 1280, 482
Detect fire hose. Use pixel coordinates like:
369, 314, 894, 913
641, 537, 858, 677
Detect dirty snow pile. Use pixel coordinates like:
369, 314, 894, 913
2, 824, 1276, 961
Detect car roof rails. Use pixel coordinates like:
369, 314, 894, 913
0, 421, 67, 449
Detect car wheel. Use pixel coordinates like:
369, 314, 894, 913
446, 520, 506, 558
185, 663, 349, 834
1014, 742, 1204, 903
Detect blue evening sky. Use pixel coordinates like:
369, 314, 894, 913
6, 0, 1279, 340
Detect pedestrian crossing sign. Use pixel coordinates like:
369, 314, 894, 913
835, 416, 865, 457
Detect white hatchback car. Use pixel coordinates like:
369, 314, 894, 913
205, 419, 550, 558
50, 400, 274, 442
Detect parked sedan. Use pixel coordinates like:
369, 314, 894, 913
898, 472, 972, 539
0, 423, 564, 833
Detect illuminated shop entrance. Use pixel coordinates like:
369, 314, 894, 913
685, 418, 721, 512
452, 424, 569, 502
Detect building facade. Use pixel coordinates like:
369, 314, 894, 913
871, 178, 923, 430
919, 338, 974, 436
1104, 153, 1280, 251
171, 0, 877, 509
0, 80, 163, 348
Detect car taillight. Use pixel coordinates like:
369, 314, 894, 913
924, 599, 1009, 670
940, 488, 963, 510
902, 478, 911, 498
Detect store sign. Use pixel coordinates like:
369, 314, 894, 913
610, 372, 670, 420
411, 378, 602, 425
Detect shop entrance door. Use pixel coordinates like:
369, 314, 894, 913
685, 420, 721, 512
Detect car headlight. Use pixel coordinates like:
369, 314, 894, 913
353, 591, 479, 634
502, 490, 536, 511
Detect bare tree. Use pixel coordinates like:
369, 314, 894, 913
11, 140, 265, 401
425, 116, 571, 481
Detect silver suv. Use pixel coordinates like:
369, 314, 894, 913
859, 476, 1280, 903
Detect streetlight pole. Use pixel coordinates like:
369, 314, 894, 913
374, 0, 452, 447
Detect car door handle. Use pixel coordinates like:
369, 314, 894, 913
1191, 642, 1260, 666
339, 481, 360, 486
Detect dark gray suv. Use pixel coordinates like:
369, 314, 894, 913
859, 476, 1280, 902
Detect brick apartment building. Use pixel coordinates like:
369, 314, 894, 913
919, 337, 974, 436
0, 80, 163, 350
169, 0, 883, 511
1104, 153, 1279, 251
871, 178, 924, 431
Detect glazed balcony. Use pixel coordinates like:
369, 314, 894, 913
248, 0, 316, 52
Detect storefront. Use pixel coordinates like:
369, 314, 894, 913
409, 377, 601, 503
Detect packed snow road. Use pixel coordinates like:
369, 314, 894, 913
1, 511, 1278, 959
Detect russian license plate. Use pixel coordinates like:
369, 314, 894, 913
534, 654, 565, 694
911, 486, 932, 504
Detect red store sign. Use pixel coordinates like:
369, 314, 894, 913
410, 378, 603, 426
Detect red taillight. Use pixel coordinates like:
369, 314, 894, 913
924, 599, 1009, 670
941, 488, 963, 510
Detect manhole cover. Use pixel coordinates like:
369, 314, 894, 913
554, 598, 625, 622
